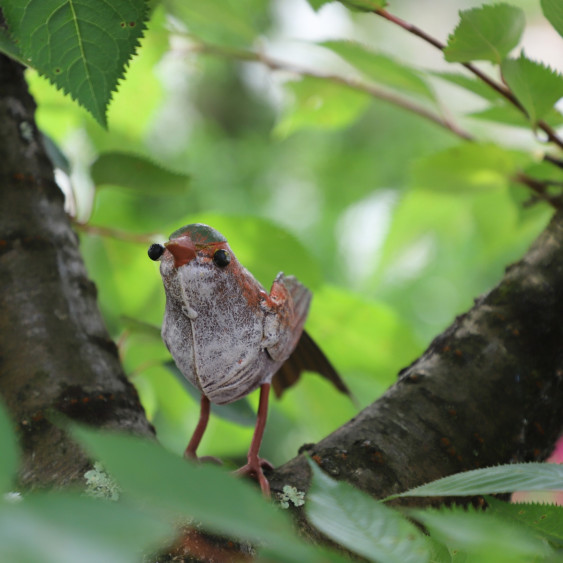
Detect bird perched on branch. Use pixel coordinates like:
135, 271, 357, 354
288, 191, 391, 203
149, 223, 350, 496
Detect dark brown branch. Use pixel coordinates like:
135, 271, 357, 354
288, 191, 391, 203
514, 172, 563, 209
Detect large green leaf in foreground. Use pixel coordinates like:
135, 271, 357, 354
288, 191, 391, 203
306, 460, 430, 563
2, 0, 148, 126
72, 425, 339, 562
394, 462, 563, 498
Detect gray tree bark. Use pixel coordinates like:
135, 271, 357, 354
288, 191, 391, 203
0, 53, 154, 490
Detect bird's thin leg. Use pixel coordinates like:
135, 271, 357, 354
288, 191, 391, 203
185, 395, 211, 459
235, 383, 273, 497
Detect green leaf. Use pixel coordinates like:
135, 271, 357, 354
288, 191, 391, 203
2, 0, 148, 127
71, 426, 317, 561
164, 0, 259, 49
444, 4, 525, 64
410, 143, 527, 192
306, 459, 430, 563
468, 104, 563, 128
412, 506, 552, 561
340, 0, 387, 10
164, 361, 257, 427
0, 27, 26, 66
431, 71, 502, 102
488, 498, 563, 547
305, 0, 334, 10
0, 400, 19, 495
395, 462, 563, 498
306, 285, 420, 387
275, 76, 371, 137
501, 54, 563, 125
0, 492, 173, 563
91, 152, 190, 195
322, 40, 435, 100
541, 0, 563, 38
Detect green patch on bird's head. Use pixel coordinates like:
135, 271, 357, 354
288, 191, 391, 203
169, 224, 227, 245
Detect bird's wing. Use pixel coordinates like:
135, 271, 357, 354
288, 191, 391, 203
263, 273, 311, 362
271, 329, 352, 399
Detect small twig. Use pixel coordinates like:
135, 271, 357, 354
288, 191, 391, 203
73, 221, 158, 244
373, 8, 563, 151
514, 172, 562, 209
189, 42, 474, 141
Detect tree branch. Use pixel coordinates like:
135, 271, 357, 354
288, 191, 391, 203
373, 8, 563, 151
187, 41, 475, 141
269, 209, 563, 511
187, 41, 560, 208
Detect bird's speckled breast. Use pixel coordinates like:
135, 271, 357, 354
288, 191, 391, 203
161, 258, 278, 404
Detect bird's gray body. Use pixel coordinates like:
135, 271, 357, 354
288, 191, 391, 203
159, 235, 311, 405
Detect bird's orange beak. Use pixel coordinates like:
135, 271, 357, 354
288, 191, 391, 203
164, 237, 196, 268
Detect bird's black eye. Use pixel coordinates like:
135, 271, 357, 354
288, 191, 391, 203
148, 243, 165, 261
213, 249, 231, 268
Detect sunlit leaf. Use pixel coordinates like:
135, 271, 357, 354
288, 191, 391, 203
488, 497, 563, 547
307, 459, 430, 563
444, 4, 525, 64
164, 361, 257, 427
2, 0, 148, 127
541, 0, 563, 38
322, 40, 435, 100
306, 285, 420, 385
412, 506, 552, 561
410, 143, 528, 192
91, 152, 190, 195
0, 400, 19, 495
0, 492, 173, 563
275, 76, 371, 138
501, 54, 563, 125
394, 462, 563, 498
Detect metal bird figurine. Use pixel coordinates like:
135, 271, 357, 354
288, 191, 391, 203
148, 223, 349, 496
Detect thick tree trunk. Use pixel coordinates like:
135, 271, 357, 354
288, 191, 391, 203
0, 53, 154, 490
269, 209, 563, 505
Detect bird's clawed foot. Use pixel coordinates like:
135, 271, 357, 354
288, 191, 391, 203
235, 457, 274, 497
